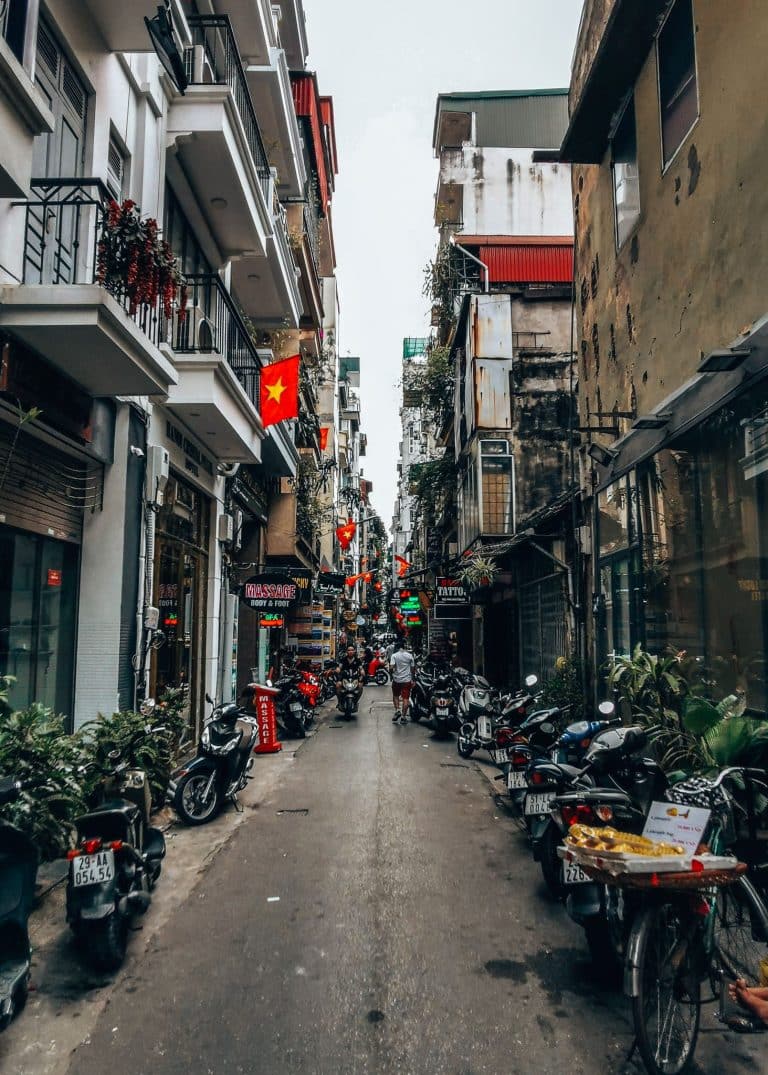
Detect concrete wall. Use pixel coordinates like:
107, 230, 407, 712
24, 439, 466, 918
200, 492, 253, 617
440, 147, 573, 236
575, 1, 768, 438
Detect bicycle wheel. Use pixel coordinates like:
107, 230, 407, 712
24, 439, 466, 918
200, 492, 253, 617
631, 903, 701, 1075
713, 876, 768, 987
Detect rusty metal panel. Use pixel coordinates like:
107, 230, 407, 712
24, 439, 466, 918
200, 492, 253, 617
474, 359, 512, 430
471, 294, 512, 359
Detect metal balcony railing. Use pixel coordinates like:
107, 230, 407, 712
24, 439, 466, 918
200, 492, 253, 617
173, 273, 261, 408
273, 193, 300, 282
185, 15, 271, 201
303, 197, 321, 278
22, 178, 166, 348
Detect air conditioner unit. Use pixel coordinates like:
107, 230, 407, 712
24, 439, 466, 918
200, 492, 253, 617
218, 513, 234, 543
146, 445, 170, 506
176, 304, 215, 353
189, 44, 215, 85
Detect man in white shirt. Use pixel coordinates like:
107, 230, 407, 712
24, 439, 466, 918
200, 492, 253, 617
389, 640, 415, 724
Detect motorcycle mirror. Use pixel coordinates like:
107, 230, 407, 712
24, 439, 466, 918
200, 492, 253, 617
205, 693, 214, 705
540, 722, 554, 734
139, 698, 156, 716
598, 700, 616, 716
108, 748, 121, 762
524, 674, 538, 688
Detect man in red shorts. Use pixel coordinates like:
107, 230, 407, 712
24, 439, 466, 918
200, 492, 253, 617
389, 639, 415, 724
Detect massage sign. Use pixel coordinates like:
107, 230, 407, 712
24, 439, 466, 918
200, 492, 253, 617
241, 574, 299, 611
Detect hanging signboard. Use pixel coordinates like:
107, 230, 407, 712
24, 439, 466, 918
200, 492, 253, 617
241, 575, 298, 611
259, 614, 285, 629
434, 576, 471, 620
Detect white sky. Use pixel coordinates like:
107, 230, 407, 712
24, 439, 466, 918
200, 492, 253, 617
306, 0, 584, 526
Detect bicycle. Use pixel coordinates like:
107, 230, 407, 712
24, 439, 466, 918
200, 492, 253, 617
625, 766, 768, 1075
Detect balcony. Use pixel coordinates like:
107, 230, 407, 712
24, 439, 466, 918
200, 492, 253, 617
167, 16, 273, 260
0, 179, 176, 396
286, 201, 323, 330
230, 197, 302, 327
166, 273, 266, 462
274, 0, 308, 70
212, 0, 276, 64
82, 0, 160, 51
246, 46, 307, 198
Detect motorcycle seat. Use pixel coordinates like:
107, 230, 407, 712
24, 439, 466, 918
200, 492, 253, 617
144, 827, 166, 862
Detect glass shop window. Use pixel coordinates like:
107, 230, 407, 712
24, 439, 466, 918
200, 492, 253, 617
598, 475, 636, 557
657, 0, 699, 167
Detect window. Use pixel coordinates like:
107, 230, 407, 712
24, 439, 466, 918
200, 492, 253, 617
611, 97, 640, 248
106, 133, 127, 202
657, 0, 698, 167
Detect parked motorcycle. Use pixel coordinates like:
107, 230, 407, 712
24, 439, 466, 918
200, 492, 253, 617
319, 659, 340, 704
272, 673, 313, 738
171, 696, 258, 825
0, 775, 45, 1028
550, 724, 668, 966
457, 673, 538, 760
408, 659, 443, 723
67, 730, 166, 971
430, 668, 460, 736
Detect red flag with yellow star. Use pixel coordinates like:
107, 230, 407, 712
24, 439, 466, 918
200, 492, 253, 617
260, 354, 300, 427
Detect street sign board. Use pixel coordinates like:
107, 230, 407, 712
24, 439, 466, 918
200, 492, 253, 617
241, 575, 299, 611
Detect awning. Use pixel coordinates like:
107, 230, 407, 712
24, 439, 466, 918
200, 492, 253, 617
595, 311, 768, 489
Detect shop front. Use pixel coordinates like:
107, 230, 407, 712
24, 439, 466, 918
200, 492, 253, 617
594, 380, 768, 713
151, 470, 210, 729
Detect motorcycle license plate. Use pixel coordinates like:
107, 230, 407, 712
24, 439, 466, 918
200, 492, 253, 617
564, 861, 591, 885
72, 850, 115, 888
507, 769, 527, 790
524, 792, 553, 816
491, 749, 508, 764
436, 707, 449, 716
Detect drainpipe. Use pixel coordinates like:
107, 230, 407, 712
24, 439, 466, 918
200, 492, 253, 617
449, 234, 489, 294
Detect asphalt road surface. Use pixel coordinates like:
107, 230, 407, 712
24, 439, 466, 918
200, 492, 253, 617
63, 687, 765, 1075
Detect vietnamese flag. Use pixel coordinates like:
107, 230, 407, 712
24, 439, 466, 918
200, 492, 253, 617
260, 354, 300, 427
319, 426, 329, 451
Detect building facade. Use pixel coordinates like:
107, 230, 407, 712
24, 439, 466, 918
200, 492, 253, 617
564, 0, 768, 712
0, 0, 352, 733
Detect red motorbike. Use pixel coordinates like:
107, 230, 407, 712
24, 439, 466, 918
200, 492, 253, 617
296, 667, 321, 709
367, 651, 390, 686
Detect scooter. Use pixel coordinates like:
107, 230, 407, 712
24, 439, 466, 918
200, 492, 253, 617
67, 732, 166, 971
171, 697, 258, 825
367, 652, 390, 686
0, 775, 43, 1028
337, 676, 362, 720
430, 668, 460, 736
272, 672, 312, 737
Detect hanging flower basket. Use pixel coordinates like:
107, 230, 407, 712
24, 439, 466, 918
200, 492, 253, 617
96, 199, 188, 321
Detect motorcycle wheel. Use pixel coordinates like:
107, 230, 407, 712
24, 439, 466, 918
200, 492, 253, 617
539, 824, 565, 900
409, 706, 422, 722
457, 733, 475, 758
374, 669, 389, 686
88, 913, 128, 972
174, 771, 221, 825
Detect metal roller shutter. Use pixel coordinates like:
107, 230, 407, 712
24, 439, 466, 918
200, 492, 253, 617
0, 420, 102, 543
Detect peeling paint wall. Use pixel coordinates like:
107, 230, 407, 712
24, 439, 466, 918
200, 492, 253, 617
440, 147, 573, 236
574, 3, 768, 441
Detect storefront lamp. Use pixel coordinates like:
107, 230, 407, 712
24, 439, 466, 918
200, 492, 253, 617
587, 442, 617, 468
698, 348, 751, 373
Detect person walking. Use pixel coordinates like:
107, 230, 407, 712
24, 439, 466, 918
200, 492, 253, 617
389, 640, 415, 724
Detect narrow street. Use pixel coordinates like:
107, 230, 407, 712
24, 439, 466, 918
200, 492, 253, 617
1, 688, 753, 1075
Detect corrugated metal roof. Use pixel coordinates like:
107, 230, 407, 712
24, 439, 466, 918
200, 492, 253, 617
460, 236, 573, 284
434, 90, 569, 150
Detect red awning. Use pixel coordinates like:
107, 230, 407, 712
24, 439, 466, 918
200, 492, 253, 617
459, 235, 573, 285
291, 74, 336, 212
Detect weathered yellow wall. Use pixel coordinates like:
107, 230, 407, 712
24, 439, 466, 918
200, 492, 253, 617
575, 0, 768, 436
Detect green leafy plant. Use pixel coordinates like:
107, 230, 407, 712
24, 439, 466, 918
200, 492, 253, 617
538, 656, 587, 721
411, 452, 457, 526
457, 553, 498, 589
0, 693, 86, 860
